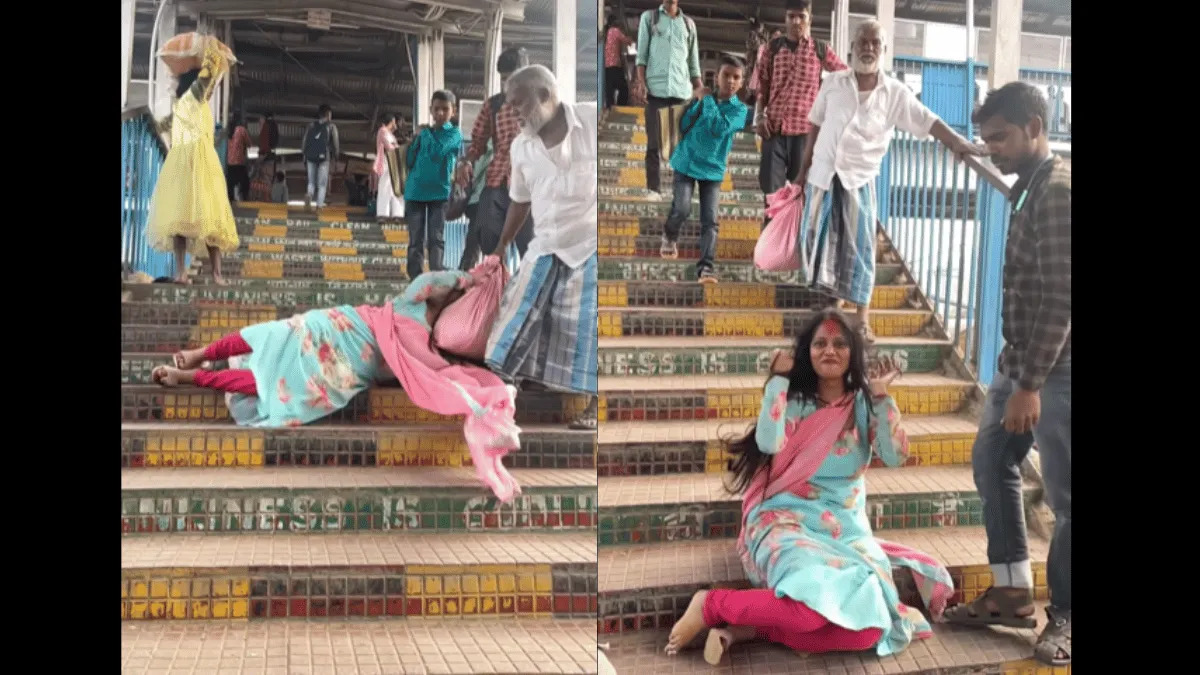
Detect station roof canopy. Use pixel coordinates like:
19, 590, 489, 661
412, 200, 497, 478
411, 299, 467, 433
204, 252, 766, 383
606, 0, 1071, 58
132, 0, 597, 155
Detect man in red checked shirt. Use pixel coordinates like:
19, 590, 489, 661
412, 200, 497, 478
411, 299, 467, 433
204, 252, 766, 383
456, 47, 534, 267
755, 0, 846, 216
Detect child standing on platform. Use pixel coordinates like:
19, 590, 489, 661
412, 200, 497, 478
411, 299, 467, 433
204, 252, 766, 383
659, 55, 747, 284
404, 90, 463, 280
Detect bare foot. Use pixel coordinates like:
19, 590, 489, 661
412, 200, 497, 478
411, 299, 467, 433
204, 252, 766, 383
173, 348, 207, 370
173, 276, 192, 285
151, 366, 184, 387
212, 274, 230, 286
703, 625, 756, 665
665, 590, 708, 656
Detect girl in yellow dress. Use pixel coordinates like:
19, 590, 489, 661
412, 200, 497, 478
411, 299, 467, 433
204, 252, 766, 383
146, 36, 240, 285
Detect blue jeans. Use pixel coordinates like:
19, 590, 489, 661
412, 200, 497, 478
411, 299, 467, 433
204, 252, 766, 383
972, 360, 1071, 610
305, 160, 330, 207
663, 172, 721, 273
406, 200, 446, 279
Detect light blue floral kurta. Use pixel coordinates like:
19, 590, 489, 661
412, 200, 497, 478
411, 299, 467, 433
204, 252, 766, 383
741, 376, 944, 657
226, 270, 471, 427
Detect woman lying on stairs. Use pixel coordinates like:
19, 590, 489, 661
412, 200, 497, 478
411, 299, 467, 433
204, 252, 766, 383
665, 310, 954, 663
151, 258, 522, 502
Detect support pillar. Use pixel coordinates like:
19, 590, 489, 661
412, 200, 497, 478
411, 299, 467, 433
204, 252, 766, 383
876, 0, 895, 72
553, 0, 576, 104
988, 0, 1023, 88
221, 20, 233, 128
431, 29, 445, 93
151, 0, 178, 120
121, 0, 136, 109
415, 30, 445, 124
482, 9, 504, 97
416, 35, 432, 124
831, 0, 849, 64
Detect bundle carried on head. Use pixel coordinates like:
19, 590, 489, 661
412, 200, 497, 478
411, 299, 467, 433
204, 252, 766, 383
158, 32, 237, 76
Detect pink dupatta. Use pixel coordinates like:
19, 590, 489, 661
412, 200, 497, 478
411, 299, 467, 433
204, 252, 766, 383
358, 284, 522, 503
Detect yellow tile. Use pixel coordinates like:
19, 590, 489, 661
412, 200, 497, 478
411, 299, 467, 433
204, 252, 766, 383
318, 210, 349, 223
872, 285, 908, 310
323, 261, 365, 281
703, 284, 774, 309
462, 596, 478, 614
211, 579, 231, 597
211, 599, 230, 618
598, 282, 628, 308
248, 243, 285, 253
150, 579, 169, 598
120, 601, 127, 619
721, 219, 762, 241
241, 260, 284, 279
598, 219, 640, 237
631, 131, 648, 145
383, 228, 409, 244
168, 600, 189, 619
191, 599, 211, 619
192, 578, 211, 597
615, 167, 645, 188
129, 600, 148, 619
148, 601, 167, 618
170, 578, 189, 599
624, 151, 646, 161
230, 599, 249, 618
598, 312, 622, 338
318, 227, 354, 241
480, 574, 498, 594
535, 571, 552, 593
703, 311, 784, 338
320, 246, 358, 256
231, 579, 250, 597
253, 225, 287, 238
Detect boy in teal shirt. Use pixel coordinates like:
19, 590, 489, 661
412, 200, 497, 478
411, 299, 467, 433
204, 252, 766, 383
404, 90, 463, 279
660, 55, 748, 283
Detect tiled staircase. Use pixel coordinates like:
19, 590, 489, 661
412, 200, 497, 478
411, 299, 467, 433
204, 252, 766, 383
120, 204, 598, 674
595, 106, 1064, 674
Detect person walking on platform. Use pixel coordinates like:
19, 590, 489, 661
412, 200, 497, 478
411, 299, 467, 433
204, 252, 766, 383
754, 0, 846, 218
634, 0, 701, 200
458, 47, 534, 268
658, 55, 748, 284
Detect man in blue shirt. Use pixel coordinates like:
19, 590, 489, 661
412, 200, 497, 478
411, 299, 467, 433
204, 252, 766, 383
659, 55, 748, 283
634, 1, 702, 200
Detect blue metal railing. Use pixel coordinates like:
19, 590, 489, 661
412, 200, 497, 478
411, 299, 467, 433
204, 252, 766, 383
876, 132, 1011, 385
892, 56, 1071, 142
121, 111, 173, 279
439, 218, 521, 271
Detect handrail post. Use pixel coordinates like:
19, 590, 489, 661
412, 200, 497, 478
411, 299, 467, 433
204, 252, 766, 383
973, 183, 1010, 386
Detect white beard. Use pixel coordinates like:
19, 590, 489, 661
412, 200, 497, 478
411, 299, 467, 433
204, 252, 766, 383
521, 106, 552, 135
853, 56, 880, 75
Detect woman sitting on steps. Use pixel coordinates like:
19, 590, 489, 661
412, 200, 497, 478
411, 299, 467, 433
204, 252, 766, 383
665, 310, 954, 663
151, 260, 523, 502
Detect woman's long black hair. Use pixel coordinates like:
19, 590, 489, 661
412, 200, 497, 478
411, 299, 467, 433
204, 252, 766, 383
724, 309, 871, 494
227, 112, 244, 139
175, 68, 201, 99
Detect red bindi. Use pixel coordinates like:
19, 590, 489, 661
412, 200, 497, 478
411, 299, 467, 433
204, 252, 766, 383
820, 319, 842, 336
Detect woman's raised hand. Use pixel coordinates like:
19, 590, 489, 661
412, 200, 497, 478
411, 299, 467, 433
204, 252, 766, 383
769, 349, 794, 376
867, 355, 901, 397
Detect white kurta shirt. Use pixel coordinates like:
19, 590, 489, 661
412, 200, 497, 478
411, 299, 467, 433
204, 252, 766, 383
508, 102, 598, 269
807, 70, 939, 191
